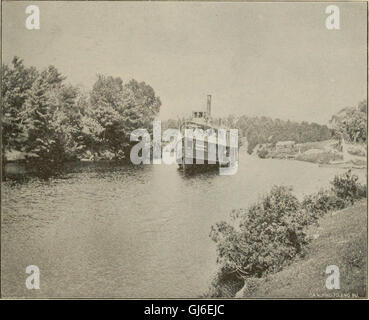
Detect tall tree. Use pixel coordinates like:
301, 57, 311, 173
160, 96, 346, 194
1, 57, 38, 157
330, 100, 367, 143
88, 76, 161, 158
21, 65, 81, 173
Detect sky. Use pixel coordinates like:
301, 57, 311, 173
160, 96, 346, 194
2, 1, 368, 123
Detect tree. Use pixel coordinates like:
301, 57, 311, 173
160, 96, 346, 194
88, 74, 128, 157
21, 65, 81, 173
1, 57, 38, 174
210, 186, 310, 279
2, 57, 162, 178
48, 83, 83, 159
88, 75, 161, 158
330, 100, 367, 143
225, 115, 332, 154
123, 79, 161, 131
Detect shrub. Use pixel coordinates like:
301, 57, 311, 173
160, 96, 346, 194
341, 235, 367, 297
331, 170, 366, 204
347, 146, 366, 157
257, 148, 268, 159
241, 277, 264, 297
302, 189, 345, 219
208, 172, 367, 297
210, 186, 311, 280
358, 183, 367, 198
204, 267, 244, 298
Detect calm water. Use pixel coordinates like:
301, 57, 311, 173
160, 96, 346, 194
1, 152, 366, 298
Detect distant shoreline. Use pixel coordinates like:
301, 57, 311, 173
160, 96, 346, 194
251, 139, 367, 169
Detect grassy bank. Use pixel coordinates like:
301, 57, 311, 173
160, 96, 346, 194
241, 200, 367, 298
257, 139, 366, 167
206, 171, 367, 298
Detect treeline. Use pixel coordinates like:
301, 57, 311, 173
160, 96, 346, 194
162, 115, 333, 154
135, 103, 367, 157
217, 115, 333, 154
2, 57, 161, 175
205, 99, 367, 154
229, 99, 367, 154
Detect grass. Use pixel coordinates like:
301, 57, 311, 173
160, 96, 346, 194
297, 140, 336, 153
264, 140, 343, 164
295, 151, 343, 164
241, 200, 367, 298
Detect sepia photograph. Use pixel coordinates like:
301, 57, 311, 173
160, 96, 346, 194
1, 0, 368, 302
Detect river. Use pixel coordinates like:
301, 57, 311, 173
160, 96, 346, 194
1, 152, 366, 298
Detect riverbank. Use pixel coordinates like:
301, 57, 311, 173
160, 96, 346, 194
206, 170, 367, 298
3, 157, 134, 180
253, 139, 366, 168
239, 199, 367, 298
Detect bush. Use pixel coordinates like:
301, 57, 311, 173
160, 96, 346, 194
210, 186, 311, 280
257, 148, 269, 159
302, 189, 345, 219
240, 277, 263, 297
208, 171, 367, 297
358, 184, 367, 198
347, 145, 366, 157
331, 170, 366, 204
204, 267, 244, 298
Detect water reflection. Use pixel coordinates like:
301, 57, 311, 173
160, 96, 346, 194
1, 154, 366, 298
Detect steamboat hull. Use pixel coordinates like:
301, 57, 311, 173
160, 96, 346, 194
176, 135, 233, 171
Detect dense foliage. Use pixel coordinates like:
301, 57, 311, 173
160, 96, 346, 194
208, 170, 366, 297
210, 186, 310, 280
330, 100, 367, 143
331, 170, 367, 204
2, 57, 38, 165
162, 115, 333, 155
301, 189, 345, 219
206, 116, 332, 154
2, 57, 161, 175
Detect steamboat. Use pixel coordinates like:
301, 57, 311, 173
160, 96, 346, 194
177, 95, 237, 172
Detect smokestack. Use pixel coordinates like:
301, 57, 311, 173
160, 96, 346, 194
207, 95, 212, 117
